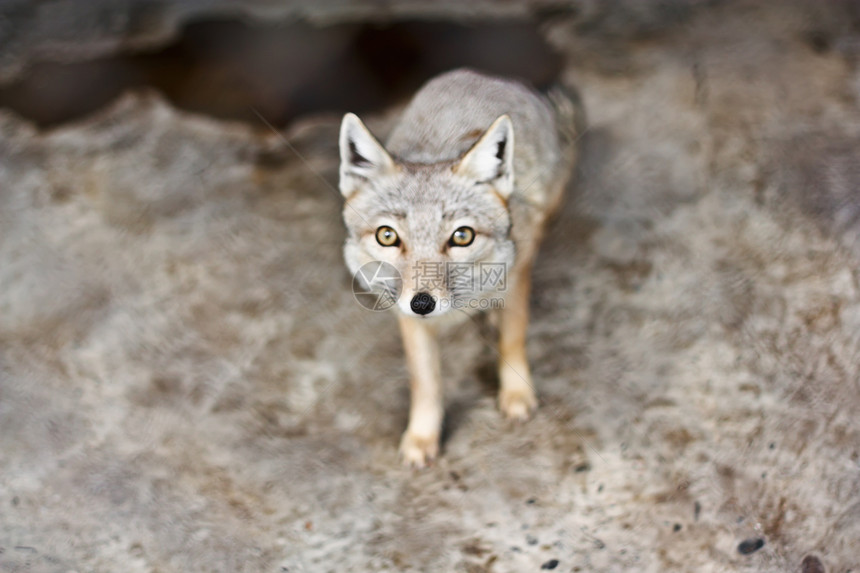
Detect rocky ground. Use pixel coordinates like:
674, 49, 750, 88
1, 1, 860, 572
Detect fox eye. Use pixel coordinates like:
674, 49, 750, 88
449, 226, 475, 247
375, 226, 400, 247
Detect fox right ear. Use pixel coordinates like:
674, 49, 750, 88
338, 113, 395, 198
453, 115, 515, 198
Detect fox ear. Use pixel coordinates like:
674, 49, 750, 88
454, 115, 515, 198
339, 113, 395, 197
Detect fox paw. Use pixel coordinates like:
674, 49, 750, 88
499, 388, 537, 421
399, 431, 439, 468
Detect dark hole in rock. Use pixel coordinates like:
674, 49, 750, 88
801, 555, 826, 573
737, 537, 765, 555
0, 18, 562, 128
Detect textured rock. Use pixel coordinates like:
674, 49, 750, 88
0, 0, 708, 83
1, 1, 860, 572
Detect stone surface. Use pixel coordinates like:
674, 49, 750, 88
0, 0, 706, 83
2, 1, 860, 572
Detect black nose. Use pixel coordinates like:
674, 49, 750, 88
410, 292, 436, 316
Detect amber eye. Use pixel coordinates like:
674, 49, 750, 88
375, 226, 400, 247
449, 226, 475, 247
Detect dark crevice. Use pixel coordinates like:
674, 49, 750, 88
0, 18, 562, 128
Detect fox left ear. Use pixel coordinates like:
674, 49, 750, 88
339, 113, 396, 198
454, 115, 515, 198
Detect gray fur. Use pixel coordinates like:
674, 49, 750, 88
339, 68, 578, 318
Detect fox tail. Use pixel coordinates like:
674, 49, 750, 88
546, 81, 587, 155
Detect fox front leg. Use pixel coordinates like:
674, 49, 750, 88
397, 314, 443, 467
497, 257, 538, 420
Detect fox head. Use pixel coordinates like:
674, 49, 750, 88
339, 113, 516, 319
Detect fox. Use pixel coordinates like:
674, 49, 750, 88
338, 68, 582, 467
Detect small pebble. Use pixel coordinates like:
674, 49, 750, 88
574, 463, 591, 473
526, 534, 538, 546
801, 555, 825, 573
541, 559, 559, 570
737, 538, 765, 555
526, 497, 537, 505
693, 501, 701, 521
673, 523, 682, 532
